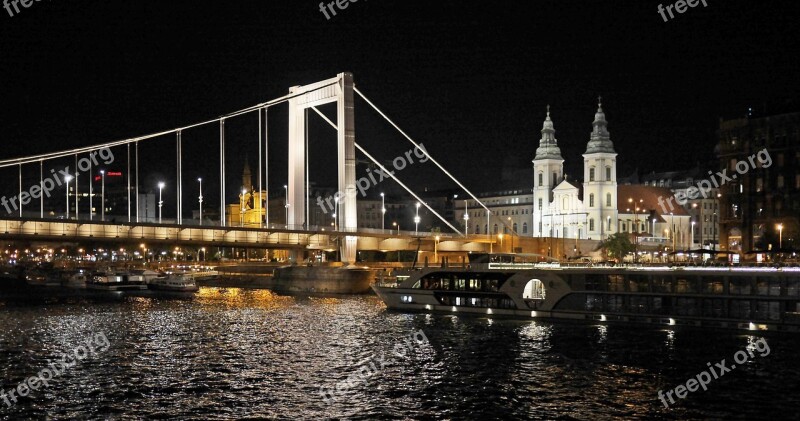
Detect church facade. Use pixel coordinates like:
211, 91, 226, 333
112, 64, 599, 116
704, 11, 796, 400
456, 100, 691, 250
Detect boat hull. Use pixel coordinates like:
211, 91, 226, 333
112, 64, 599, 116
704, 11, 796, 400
209, 265, 375, 295
373, 266, 800, 333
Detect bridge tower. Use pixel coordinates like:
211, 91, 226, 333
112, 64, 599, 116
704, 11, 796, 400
287, 72, 358, 265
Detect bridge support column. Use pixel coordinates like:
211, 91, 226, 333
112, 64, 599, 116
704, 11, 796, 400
287, 72, 358, 265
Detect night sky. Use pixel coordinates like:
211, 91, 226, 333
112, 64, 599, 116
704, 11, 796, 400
1, 1, 798, 203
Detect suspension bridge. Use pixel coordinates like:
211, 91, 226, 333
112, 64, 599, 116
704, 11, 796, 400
0, 73, 500, 263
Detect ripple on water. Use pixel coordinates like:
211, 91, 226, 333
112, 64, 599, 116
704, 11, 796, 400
0, 289, 797, 420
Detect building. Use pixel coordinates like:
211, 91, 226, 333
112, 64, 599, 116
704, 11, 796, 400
641, 166, 720, 249
717, 109, 800, 253
455, 100, 691, 253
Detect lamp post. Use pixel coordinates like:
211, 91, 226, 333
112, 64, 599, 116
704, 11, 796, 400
333, 196, 339, 231
284, 185, 289, 228
240, 188, 247, 227
628, 198, 643, 263
670, 211, 675, 261
158, 182, 165, 223
393, 221, 398, 235
414, 202, 421, 235
198, 178, 203, 226
463, 201, 469, 234
778, 223, 783, 249
100, 170, 105, 221
434, 235, 440, 262
64, 174, 73, 219
380, 192, 385, 232
200, 247, 206, 262
691, 220, 696, 249
498, 233, 504, 253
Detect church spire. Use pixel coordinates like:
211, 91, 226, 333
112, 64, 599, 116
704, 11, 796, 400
534, 105, 563, 161
585, 96, 616, 154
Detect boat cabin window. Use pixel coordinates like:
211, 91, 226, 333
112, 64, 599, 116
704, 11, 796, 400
523, 279, 546, 300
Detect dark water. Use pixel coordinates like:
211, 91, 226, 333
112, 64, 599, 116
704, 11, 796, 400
0, 288, 798, 420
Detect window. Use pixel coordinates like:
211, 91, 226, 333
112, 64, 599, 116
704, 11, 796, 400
523, 279, 546, 300
552, 172, 558, 185
606, 167, 611, 181
589, 219, 595, 231
522, 222, 528, 234
493, 224, 498, 234
606, 193, 611, 207
538, 198, 543, 210
778, 175, 784, 188
589, 167, 596, 182
589, 194, 595, 207
538, 173, 543, 186
513, 223, 518, 232
475, 224, 480, 234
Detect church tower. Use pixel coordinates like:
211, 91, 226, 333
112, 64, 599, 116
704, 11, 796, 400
582, 97, 618, 240
532, 106, 564, 237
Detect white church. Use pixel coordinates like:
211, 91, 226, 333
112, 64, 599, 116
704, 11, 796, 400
456, 100, 691, 248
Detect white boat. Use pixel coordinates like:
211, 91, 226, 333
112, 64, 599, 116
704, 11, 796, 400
148, 272, 199, 292
87, 267, 148, 291
372, 253, 800, 332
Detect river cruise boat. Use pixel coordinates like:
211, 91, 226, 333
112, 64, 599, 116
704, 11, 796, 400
372, 253, 800, 332
87, 267, 148, 291
148, 272, 199, 293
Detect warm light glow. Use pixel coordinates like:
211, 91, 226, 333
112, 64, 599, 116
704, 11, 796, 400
158, 182, 165, 188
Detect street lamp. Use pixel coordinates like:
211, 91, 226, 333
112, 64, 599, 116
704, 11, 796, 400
284, 184, 289, 228
498, 233, 504, 252
198, 177, 203, 226
241, 188, 247, 226
414, 202, 421, 235
333, 196, 339, 231
64, 174, 73, 219
158, 182, 165, 223
628, 198, 643, 263
434, 235, 440, 263
393, 221, 398, 235
778, 223, 783, 249
691, 220, 696, 249
200, 247, 206, 262
100, 170, 105, 221
463, 200, 469, 234
380, 192, 385, 232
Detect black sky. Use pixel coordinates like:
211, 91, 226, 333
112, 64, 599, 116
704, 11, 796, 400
1, 0, 798, 200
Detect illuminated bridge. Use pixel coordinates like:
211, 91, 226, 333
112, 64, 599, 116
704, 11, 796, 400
0, 73, 499, 262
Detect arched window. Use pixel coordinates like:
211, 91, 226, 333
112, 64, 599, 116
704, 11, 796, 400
475, 224, 480, 234
513, 223, 518, 232
503, 226, 508, 234
484, 224, 488, 234
522, 222, 528, 234
523, 279, 546, 300
493, 224, 499, 234
589, 193, 595, 207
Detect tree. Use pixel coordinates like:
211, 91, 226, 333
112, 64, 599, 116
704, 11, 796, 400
600, 233, 635, 262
